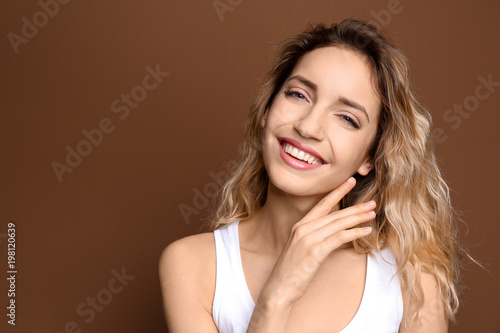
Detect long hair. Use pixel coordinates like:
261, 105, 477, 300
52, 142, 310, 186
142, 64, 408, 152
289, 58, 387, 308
205, 18, 464, 324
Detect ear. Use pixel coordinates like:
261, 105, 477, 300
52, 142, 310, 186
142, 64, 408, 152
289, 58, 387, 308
261, 110, 268, 129
357, 157, 374, 176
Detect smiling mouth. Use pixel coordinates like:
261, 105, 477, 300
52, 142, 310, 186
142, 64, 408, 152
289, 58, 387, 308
279, 140, 325, 165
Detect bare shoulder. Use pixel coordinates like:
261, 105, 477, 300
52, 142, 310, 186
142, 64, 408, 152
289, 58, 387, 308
158, 232, 216, 296
158, 232, 218, 332
159, 232, 216, 270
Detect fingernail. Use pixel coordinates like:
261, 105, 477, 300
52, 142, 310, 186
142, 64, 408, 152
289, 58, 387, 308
366, 211, 375, 216
363, 227, 372, 233
344, 177, 354, 185
365, 200, 375, 207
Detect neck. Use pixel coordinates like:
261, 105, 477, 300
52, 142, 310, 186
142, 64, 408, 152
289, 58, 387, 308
247, 181, 341, 256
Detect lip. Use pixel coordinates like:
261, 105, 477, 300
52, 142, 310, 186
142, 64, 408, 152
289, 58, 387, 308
277, 137, 327, 170
277, 137, 327, 164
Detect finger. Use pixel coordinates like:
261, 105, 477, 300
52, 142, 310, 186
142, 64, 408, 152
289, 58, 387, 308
299, 209, 375, 246
303, 177, 356, 221
325, 226, 373, 250
328, 200, 376, 224
304, 225, 373, 261
292, 199, 375, 239
311, 200, 376, 231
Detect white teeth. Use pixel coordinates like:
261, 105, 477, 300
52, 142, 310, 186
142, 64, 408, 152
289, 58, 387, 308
281, 142, 323, 165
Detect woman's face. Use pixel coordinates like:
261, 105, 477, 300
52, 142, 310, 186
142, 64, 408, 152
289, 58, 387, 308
261, 46, 381, 197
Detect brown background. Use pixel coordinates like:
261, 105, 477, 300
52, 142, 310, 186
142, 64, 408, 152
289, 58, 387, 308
1, 0, 499, 332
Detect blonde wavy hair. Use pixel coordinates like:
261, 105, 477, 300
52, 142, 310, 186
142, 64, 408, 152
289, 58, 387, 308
205, 18, 465, 325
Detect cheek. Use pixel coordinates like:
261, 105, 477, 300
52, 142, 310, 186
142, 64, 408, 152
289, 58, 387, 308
266, 97, 301, 125
328, 134, 371, 164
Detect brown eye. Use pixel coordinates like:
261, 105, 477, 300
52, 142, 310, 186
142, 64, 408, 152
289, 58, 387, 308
284, 90, 307, 101
339, 115, 360, 129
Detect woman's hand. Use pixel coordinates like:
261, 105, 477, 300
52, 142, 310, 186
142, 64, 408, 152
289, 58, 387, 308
247, 177, 375, 332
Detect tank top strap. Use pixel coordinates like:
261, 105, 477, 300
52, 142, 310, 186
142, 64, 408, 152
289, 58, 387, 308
212, 221, 255, 332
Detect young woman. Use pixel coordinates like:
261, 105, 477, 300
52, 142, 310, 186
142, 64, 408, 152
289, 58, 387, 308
159, 18, 464, 332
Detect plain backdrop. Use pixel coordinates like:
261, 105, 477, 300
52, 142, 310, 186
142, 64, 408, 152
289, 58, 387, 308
1, 0, 499, 332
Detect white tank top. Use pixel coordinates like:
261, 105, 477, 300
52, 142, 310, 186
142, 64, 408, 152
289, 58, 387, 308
212, 221, 404, 333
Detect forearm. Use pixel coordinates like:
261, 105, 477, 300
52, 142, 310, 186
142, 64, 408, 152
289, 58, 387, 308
247, 297, 292, 333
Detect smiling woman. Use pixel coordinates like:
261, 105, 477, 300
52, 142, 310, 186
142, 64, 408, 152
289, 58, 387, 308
159, 18, 465, 333
261, 46, 380, 197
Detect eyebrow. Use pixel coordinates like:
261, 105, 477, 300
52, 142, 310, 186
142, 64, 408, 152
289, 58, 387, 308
286, 75, 317, 90
285, 75, 370, 123
338, 96, 370, 123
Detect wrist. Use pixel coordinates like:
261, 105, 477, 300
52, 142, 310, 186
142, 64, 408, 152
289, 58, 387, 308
258, 284, 295, 309
248, 295, 292, 333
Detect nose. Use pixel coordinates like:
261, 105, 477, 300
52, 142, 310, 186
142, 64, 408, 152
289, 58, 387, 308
293, 105, 326, 141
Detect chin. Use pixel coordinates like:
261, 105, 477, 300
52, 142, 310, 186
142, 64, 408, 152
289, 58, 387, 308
267, 171, 333, 198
